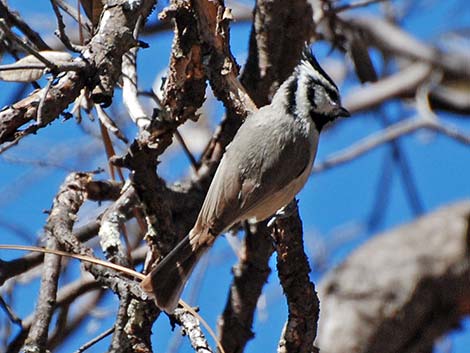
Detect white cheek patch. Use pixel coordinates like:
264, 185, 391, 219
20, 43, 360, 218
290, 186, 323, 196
314, 92, 338, 116
295, 73, 310, 118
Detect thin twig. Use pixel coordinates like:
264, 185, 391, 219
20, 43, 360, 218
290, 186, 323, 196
37, 76, 55, 124
379, 109, 424, 216
334, 0, 389, 13
0, 1, 50, 50
0, 295, 22, 327
73, 327, 114, 353
0, 63, 53, 71
367, 151, 394, 231
50, 0, 83, 52
137, 90, 200, 170
429, 121, 470, 145
95, 105, 129, 144
0, 220, 100, 286
0, 19, 85, 74
0, 135, 23, 154
313, 117, 470, 173
53, 0, 91, 34
0, 19, 57, 69
121, 14, 151, 128
175, 129, 200, 174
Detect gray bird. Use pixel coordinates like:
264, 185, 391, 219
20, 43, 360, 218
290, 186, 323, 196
141, 47, 350, 312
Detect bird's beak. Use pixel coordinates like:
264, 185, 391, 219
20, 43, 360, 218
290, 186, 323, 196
336, 106, 351, 118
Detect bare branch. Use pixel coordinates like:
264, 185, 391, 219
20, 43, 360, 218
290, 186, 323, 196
274, 203, 320, 353
73, 327, 114, 353
53, 0, 91, 33
109, 291, 133, 352
122, 48, 151, 130
343, 62, 432, 114
334, 0, 389, 13
84, 0, 156, 105
173, 308, 214, 353
0, 1, 50, 50
98, 183, 137, 267
0, 0, 156, 149
0, 220, 100, 286
346, 15, 469, 78
191, 0, 257, 115
0, 295, 22, 327
0, 20, 58, 69
50, 0, 83, 52
313, 116, 470, 173
22, 237, 61, 353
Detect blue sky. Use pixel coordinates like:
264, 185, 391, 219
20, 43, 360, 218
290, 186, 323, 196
0, 1, 469, 352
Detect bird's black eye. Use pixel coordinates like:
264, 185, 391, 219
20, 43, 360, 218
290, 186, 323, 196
326, 87, 339, 102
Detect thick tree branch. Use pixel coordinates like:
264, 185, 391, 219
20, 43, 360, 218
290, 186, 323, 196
274, 203, 320, 353
342, 62, 432, 114
41, 173, 143, 299
316, 201, 470, 353
346, 15, 469, 78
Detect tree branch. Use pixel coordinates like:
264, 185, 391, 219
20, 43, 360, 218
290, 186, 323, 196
22, 237, 61, 352
316, 201, 470, 353
274, 203, 320, 353
313, 116, 470, 173
173, 308, 214, 353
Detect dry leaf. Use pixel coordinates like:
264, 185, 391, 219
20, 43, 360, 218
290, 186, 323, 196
0, 51, 73, 82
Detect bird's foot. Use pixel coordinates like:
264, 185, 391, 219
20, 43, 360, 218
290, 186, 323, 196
267, 199, 299, 227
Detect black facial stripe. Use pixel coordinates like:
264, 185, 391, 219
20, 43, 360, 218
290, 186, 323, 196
325, 86, 338, 102
309, 111, 334, 131
286, 76, 298, 116
302, 49, 339, 91
306, 84, 317, 110
301, 46, 338, 90
306, 76, 339, 103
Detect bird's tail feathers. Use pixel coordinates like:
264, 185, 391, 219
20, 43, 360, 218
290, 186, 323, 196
141, 230, 208, 313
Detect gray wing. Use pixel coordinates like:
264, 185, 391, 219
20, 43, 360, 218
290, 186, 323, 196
193, 106, 314, 238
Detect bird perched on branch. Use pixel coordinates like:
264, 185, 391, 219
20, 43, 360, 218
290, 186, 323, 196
141, 47, 350, 313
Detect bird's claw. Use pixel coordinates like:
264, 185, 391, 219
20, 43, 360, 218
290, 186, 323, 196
267, 199, 299, 227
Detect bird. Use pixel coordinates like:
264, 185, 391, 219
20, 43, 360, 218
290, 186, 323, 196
141, 47, 350, 313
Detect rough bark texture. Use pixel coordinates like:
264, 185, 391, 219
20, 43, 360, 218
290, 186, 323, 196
274, 204, 320, 353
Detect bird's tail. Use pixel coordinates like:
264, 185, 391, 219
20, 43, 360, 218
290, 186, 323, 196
140, 230, 208, 313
